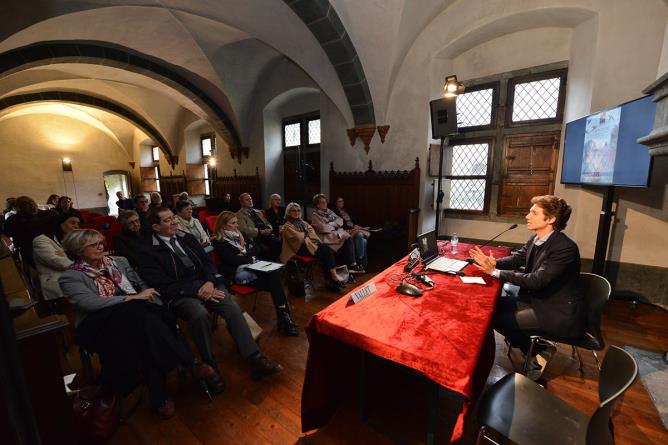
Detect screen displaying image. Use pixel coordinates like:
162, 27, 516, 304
562, 95, 655, 187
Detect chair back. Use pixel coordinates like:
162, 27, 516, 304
580, 272, 611, 350
205, 215, 217, 232
586, 346, 638, 445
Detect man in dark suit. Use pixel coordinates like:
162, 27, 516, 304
138, 207, 282, 393
470, 195, 585, 379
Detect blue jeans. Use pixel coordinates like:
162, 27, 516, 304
353, 231, 368, 266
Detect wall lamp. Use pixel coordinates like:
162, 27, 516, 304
443, 75, 465, 97
208, 157, 217, 167
62, 157, 73, 171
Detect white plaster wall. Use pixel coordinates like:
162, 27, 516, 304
0, 114, 132, 209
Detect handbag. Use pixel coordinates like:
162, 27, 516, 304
72, 386, 120, 442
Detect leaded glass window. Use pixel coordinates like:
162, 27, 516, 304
446, 142, 490, 212
511, 77, 562, 122
457, 88, 494, 128
284, 123, 301, 147
308, 119, 321, 144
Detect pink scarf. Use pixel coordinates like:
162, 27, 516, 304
70, 256, 125, 297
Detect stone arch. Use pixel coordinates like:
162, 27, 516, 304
0, 40, 242, 156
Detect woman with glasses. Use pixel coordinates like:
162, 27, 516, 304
114, 210, 149, 266
32, 211, 81, 300
59, 229, 215, 419
280, 202, 347, 291
211, 211, 297, 336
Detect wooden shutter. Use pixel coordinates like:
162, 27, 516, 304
498, 131, 559, 216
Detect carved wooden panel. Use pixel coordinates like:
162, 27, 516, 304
498, 131, 560, 216
159, 175, 186, 205
186, 163, 206, 196
140, 166, 158, 192
330, 159, 421, 255
210, 168, 261, 212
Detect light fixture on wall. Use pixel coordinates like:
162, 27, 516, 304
431, 74, 464, 238
443, 75, 465, 97
62, 157, 73, 172
208, 157, 217, 167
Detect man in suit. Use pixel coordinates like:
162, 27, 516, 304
138, 207, 282, 393
236, 192, 281, 260
470, 195, 585, 380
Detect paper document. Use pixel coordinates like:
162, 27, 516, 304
246, 261, 284, 273
459, 276, 486, 285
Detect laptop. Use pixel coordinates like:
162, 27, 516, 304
416, 230, 468, 273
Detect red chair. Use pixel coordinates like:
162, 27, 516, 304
205, 215, 217, 232
199, 210, 214, 220
194, 206, 208, 213
91, 215, 118, 228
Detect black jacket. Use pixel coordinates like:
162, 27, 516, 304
137, 231, 219, 302
211, 239, 259, 284
265, 207, 286, 237
113, 230, 150, 267
497, 231, 586, 338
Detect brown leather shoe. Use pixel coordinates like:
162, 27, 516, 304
249, 353, 283, 381
157, 399, 175, 420
204, 371, 226, 394
191, 361, 215, 380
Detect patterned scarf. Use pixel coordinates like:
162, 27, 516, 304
223, 229, 247, 254
70, 256, 135, 297
314, 207, 338, 223
288, 218, 310, 236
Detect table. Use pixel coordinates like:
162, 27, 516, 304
301, 242, 510, 443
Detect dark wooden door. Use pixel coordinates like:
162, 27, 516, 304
284, 147, 320, 207
498, 131, 560, 215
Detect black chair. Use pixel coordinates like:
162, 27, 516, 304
476, 345, 638, 445
519, 272, 611, 374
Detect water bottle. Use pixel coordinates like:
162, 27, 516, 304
451, 233, 459, 253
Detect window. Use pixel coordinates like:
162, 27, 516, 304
152, 146, 160, 162
154, 166, 161, 192
308, 118, 321, 144
203, 164, 210, 196
447, 64, 567, 217
507, 69, 567, 126
201, 134, 214, 157
456, 83, 498, 130
284, 123, 301, 147
444, 141, 492, 213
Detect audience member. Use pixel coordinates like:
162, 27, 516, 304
56, 196, 83, 222
114, 210, 149, 267
149, 191, 173, 211
32, 211, 81, 300
175, 200, 210, 248
236, 193, 281, 260
138, 207, 282, 387
333, 197, 370, 269
177, 192, 198, 219
115, 191, 134, 213
265, 194, 286, 238
211, 211, 298, 336
59, 229, 215, 419
133, 194, 150, 231
4, 197, 17, 219
280, 202, 347, 291
4, 196, 57, 267
221, 193, 233, 211
45, 194, 60, 210
469, 195, 585, 380
310, 193, 362, 273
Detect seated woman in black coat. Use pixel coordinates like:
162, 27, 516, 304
265, 194, 286, 237
59, 229, 215, 419
211, 211, 297, 336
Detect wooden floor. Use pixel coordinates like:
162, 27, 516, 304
57, 272, 668, 445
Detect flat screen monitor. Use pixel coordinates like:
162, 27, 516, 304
561, 95, 655, 187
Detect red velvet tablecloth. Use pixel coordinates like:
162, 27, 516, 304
301, 243, 510, 442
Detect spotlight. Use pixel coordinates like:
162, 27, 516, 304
443, 75, 465, 97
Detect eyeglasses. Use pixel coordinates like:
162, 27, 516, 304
160, 216, 176, 223
85, 240, 106, 249
289, 209, 301, 213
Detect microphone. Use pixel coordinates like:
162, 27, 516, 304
466, 224, 518, 263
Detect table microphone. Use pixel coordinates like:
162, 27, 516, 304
466, 224, 518, 263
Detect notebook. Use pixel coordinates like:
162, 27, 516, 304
416, 230, 468, 273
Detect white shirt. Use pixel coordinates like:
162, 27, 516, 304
158, 234, 186, 255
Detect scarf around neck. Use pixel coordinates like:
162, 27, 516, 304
223, 229, 246, 254
70, 256, 135, 297
314, 207, 338, 223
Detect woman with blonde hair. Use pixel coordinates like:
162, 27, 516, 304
280, 202, 346, 291
311, 193, 362, 273
59, 229, 215, 419
211, 211, 297, 336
